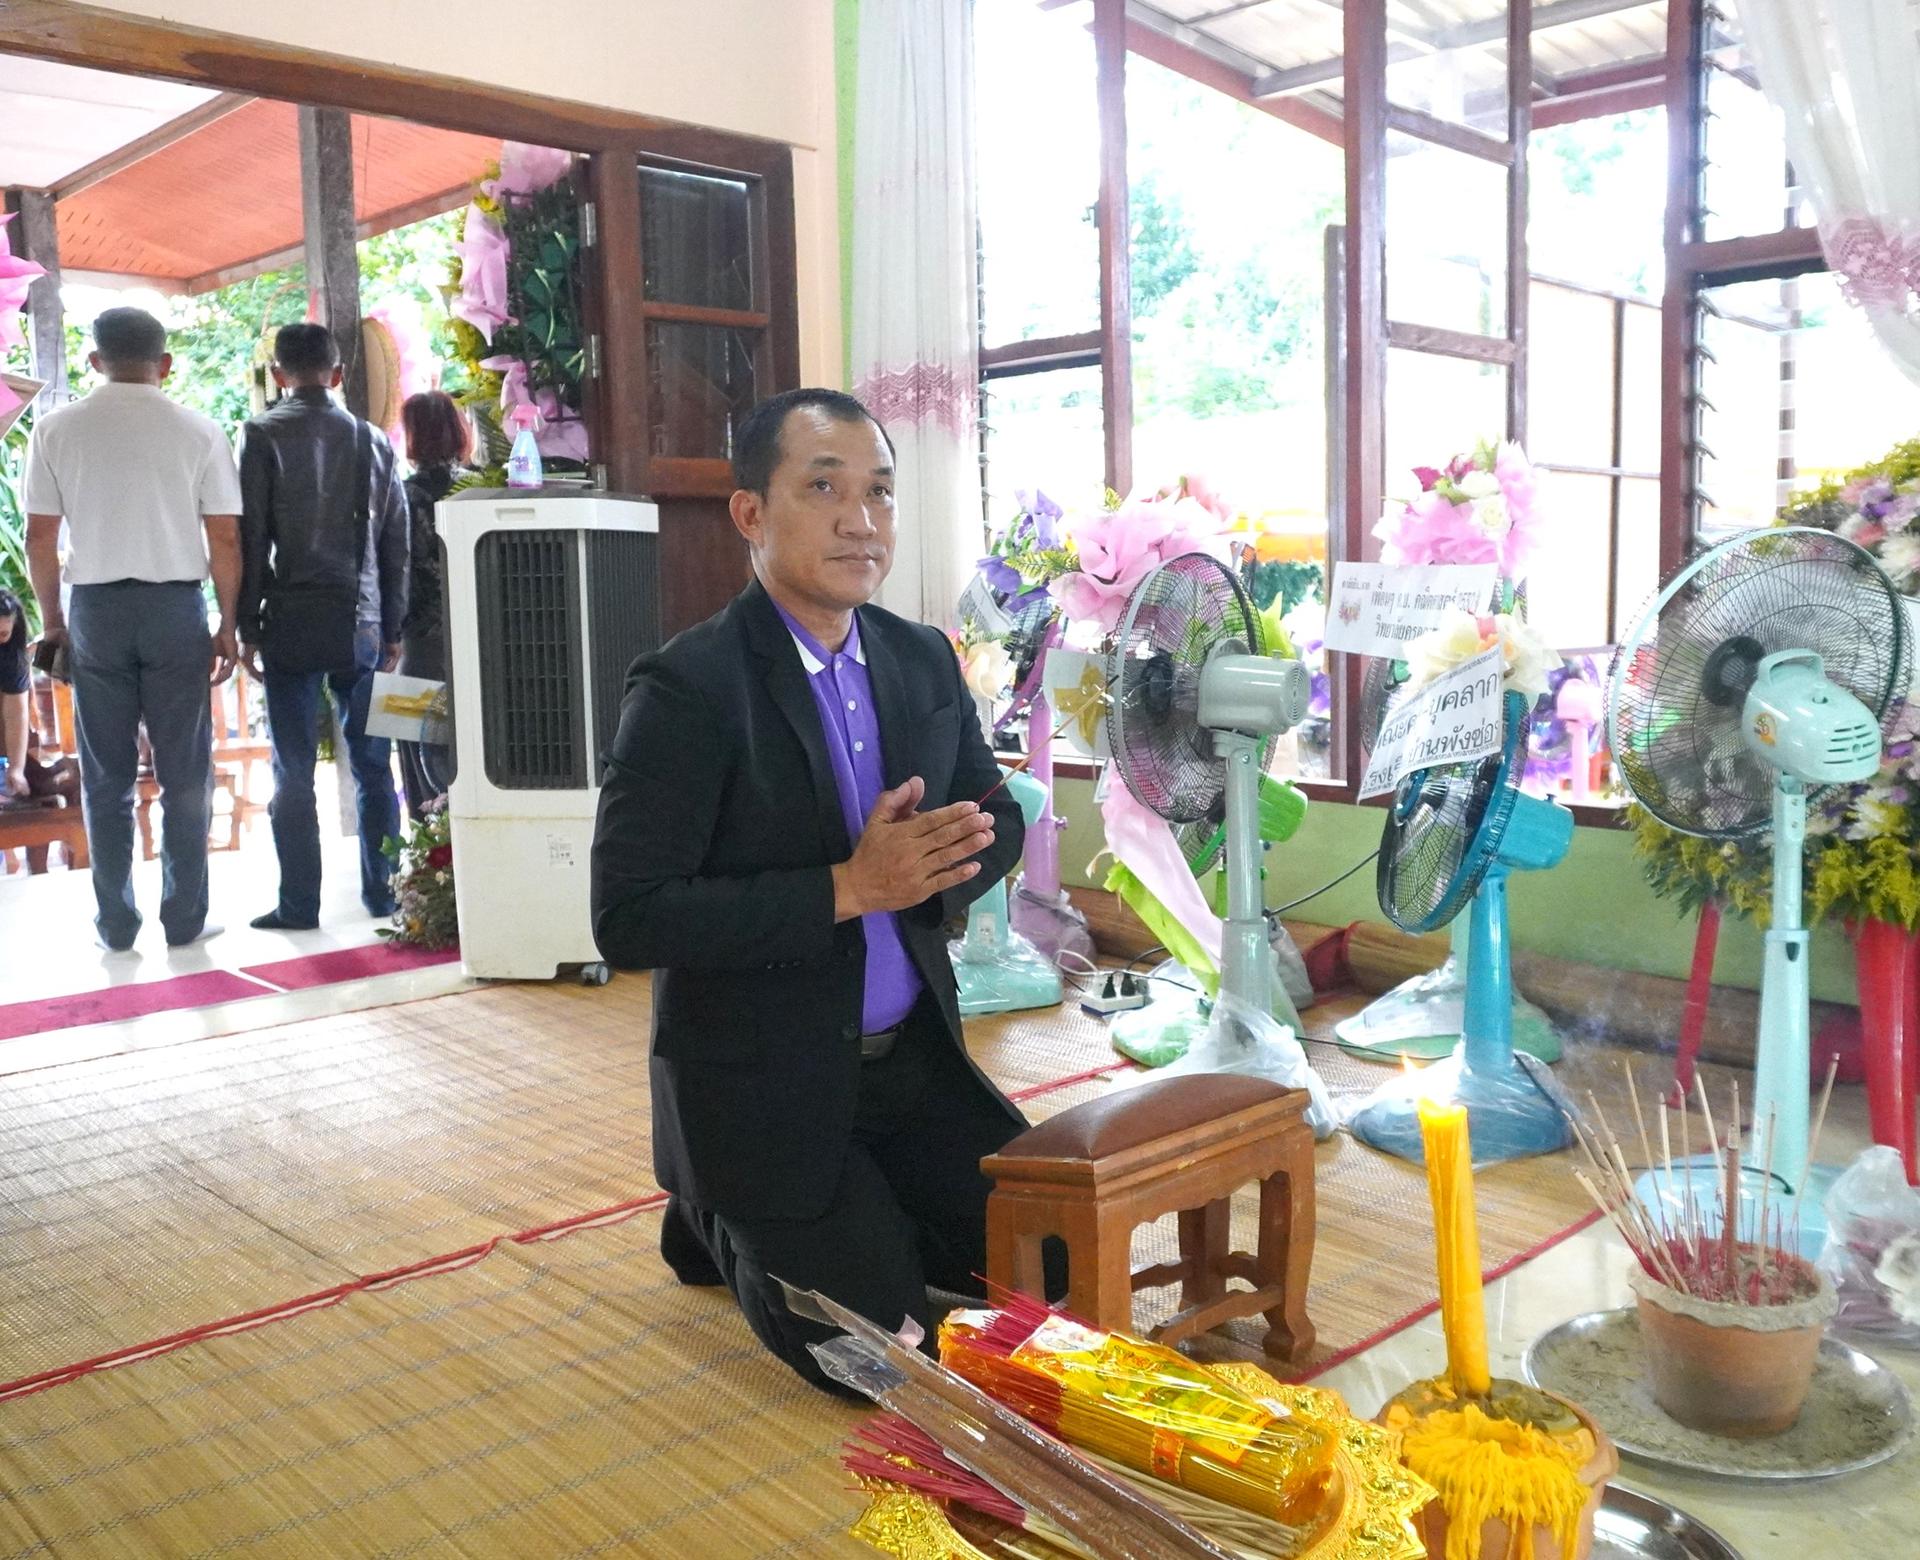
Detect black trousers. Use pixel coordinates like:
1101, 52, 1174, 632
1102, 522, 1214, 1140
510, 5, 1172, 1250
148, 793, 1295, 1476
666, 999, 1061, 1393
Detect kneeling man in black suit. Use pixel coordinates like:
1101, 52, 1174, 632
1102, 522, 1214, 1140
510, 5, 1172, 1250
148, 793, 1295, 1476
592, 387, 1048, 1390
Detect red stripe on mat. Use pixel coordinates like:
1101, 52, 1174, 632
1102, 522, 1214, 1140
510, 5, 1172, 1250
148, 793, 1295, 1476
0, 1054, 1122, 1401
1295, 1208, 1606, 1383
240, 942, 462, 990
0, 971, 272, 1043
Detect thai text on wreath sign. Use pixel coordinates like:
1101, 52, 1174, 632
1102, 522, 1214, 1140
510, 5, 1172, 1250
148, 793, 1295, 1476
1358, 648, 1505, 800
1322, 561, 1498, 659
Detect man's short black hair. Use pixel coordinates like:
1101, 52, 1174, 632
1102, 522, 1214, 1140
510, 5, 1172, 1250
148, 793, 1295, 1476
274, 322, 341, 378
731, 388, 893, 496
92, 307, 168, 365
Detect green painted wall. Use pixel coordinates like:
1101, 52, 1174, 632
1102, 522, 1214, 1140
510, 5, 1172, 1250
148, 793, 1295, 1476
1055, 781, 1861, 1007
835, 0, 860, 388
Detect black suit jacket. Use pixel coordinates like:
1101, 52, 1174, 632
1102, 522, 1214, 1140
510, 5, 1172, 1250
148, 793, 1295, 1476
591, 579, 1026, 1221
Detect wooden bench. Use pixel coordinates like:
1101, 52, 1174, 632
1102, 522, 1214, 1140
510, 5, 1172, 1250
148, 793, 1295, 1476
0, 799, 88, 874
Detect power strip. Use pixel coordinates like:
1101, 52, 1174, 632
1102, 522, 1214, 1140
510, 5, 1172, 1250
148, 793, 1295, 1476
1080, 973, 1149, 1017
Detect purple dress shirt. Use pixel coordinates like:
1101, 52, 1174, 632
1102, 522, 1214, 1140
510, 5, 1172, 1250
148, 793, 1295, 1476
772, 602, 924, 1033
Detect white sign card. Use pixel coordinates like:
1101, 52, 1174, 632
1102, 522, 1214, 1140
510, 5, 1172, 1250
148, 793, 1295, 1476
1040, 646, 1111, 760
957, 575, 1015, 641
365, 672, 449, 742
1358, 648, 1506, 800
1323, 562, 1498, 659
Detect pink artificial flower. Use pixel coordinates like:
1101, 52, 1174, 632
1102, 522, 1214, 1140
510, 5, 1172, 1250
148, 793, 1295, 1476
1492, 440, 1541, 577
1412, 465, 1444, 492
1054, 495, 1224, 636
451, 204, 511, 344
0, 214, 47, 355
484, 143, 574, 201
1179, 471, 1234, 525
1841, 514, 1889, 549
480, 353, 589, 463
1375, 490, 1498, 567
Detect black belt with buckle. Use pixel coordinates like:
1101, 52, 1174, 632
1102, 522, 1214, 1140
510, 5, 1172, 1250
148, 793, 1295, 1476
858, 1023, 903, 1061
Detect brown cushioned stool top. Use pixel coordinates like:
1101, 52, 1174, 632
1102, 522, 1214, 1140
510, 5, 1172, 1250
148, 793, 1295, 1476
998, 1073, 1292, 1161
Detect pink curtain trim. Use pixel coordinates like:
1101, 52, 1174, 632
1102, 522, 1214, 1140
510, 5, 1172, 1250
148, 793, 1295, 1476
856, 362, 978, 436
1826, 216, 1920, 311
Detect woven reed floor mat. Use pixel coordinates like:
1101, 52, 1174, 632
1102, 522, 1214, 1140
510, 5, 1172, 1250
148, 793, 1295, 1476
0, 975, 1128, 1390
0, 1222, 870, 1559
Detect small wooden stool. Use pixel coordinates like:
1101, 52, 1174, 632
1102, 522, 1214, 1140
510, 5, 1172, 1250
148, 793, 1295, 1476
984, 1073, 1316, 1361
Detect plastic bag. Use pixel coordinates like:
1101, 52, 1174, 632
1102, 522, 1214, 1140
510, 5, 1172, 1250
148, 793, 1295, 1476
1137, 988, 1337, 1139
1269, 919, 1312, 1020
1819, 1144, 1920, 1342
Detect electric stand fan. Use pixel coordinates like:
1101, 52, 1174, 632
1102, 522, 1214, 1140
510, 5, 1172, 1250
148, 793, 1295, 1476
1335, 655, 1563, 1065
998, 612, 1095, 970
1609, 526, 1905, 1248
1346, 689, 1577, 1164
1102, 553, 1332, 1125
951, 768, 1065, 1017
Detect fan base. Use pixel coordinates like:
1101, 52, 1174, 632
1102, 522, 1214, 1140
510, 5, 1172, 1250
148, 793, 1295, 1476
1348, 1048, 1576, 1165
1333, 957, 1563, 1064
1109, 989, 1212, 1070
1630, 1158, 1837, 1262
952, 940, 1064, 1019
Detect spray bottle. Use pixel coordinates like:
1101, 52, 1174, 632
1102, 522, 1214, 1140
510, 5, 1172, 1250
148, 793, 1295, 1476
505, 404, 544, 490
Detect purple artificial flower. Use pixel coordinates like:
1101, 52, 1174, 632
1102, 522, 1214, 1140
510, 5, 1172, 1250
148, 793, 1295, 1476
978, 555, 1023, 596
1013, 488, 1064, 550
1308, 670, 1330, 719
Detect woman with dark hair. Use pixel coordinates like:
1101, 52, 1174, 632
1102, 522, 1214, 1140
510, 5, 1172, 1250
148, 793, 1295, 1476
0, 590, 29, 797
396, 390, 471, 817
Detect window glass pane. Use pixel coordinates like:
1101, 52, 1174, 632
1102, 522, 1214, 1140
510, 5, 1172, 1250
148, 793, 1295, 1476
1383, 348, 1507, 506
1695, 272, 1916, 539
646, 323, 759, 459
981, 364, 1105, 515
1618, 300, 1662, 475
1528, 282, 1616, 471
1523, 470, 1612, 650
1613, 476, 1661, 641
975, 0, 1100, 344
1385, 1, 1509, 141
1386, 131, 1508, 336
1126, 52, 1343, 529
1528, 108, 1666, 299
639, 166, 754, 311
1701, 0, 1812, 241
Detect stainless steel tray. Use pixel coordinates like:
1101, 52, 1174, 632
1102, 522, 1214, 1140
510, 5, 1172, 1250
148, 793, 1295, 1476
1526, 1307, 1913, 1481
1592, 1486, 1741, 1560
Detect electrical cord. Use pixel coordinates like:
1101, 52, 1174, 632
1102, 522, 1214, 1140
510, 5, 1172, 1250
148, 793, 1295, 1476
1268, 849, 1381, 916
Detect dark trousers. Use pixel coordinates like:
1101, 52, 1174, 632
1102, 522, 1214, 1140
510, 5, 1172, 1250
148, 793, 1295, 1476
669, 1000, 1060, 1393
262, 624, 398, 921
67, 582, 213, 947
396, 631, 451, 820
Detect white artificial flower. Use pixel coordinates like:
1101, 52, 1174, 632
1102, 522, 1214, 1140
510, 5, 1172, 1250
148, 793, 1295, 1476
1880, 533, 1920, 591
1457, 469, 1501, 500
962, 639, 1013, 701
1493, 613, 1561, 701
1405, 608, 1488, 691
1470, 496, 1512, 540
1845, 795, 1906, 841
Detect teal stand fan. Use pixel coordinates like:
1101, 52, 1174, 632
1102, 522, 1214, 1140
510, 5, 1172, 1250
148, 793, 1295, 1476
1608, 528, 1906, 1253
1348, 691, 1577, 1165
952, 769, 1064, 1017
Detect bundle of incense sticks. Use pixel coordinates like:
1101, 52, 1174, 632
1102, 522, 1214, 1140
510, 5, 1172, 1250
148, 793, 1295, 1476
1564, 1060, 1838, 1306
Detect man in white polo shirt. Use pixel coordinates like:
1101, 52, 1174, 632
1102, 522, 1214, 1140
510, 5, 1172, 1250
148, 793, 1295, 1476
24, 307, 244, 952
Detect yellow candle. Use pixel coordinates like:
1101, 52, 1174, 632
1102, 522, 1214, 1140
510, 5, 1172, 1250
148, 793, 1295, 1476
1420, 1094, 1491, 1399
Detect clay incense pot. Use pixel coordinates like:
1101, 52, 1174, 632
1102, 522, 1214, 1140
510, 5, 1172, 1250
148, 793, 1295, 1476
1630, 1259, 1837, 1438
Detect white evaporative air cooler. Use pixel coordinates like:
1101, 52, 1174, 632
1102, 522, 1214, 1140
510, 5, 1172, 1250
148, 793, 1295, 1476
439, 492, 662, 982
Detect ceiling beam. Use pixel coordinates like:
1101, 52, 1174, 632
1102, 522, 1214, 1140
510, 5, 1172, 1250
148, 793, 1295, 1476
175, 183, 474, 295
1251, 0, 1660, 97
51, 92, 254, 200
1123, 10, 1343, 145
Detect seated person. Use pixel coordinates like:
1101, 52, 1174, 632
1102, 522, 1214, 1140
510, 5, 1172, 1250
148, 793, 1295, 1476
591, 388, 1060, 1393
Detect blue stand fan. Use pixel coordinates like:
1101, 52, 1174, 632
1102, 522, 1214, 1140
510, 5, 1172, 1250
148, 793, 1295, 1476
1348, 690, 1577, 1164
952, 768, 1064, 1017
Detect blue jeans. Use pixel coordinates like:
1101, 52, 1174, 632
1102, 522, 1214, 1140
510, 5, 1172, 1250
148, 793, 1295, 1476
263, 625, 398, 921
67, 581, 213, 947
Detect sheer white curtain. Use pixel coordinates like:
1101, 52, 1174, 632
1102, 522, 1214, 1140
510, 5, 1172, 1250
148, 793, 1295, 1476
850, 0, 979, 626
1744, 0, 1920, 381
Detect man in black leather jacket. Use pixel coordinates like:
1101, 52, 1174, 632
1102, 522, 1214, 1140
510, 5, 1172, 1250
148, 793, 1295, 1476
237, 323, 409, 930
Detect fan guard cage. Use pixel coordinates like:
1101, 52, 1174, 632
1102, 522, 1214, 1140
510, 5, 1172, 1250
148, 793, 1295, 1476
1608, 526, 1907, 839
1107, 553, 1269, 824
1377, 689, 1529, 935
